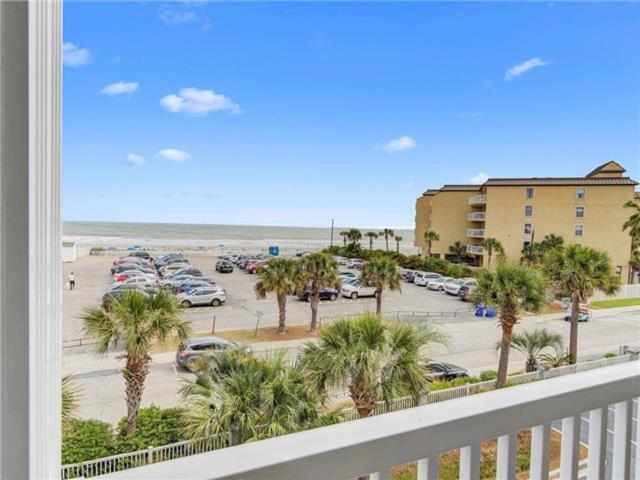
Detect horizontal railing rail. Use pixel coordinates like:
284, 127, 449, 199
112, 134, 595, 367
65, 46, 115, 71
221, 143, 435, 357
466, 228, 485, 238
95, 363, 640, 480
466, 244, 484, 254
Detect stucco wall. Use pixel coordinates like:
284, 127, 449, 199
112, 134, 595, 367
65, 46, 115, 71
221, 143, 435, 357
427, 191, 476, 257
414, 195, 432, 248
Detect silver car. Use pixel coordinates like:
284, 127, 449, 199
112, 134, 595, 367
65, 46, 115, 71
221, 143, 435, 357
176, 286, 227, 308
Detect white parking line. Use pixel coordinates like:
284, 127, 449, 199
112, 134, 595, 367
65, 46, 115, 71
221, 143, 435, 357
172, 362, 178, 376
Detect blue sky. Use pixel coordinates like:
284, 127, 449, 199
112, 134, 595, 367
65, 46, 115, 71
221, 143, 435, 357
63, 1, 640, 228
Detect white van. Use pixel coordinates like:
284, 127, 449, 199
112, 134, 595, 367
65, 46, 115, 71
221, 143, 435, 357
413, 271, 442, 286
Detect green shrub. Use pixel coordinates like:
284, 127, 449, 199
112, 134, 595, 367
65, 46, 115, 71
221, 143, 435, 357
115, 405, 187, 453
478, 370, 498, 381
89, 246, 106, 256
602, 352, 617, 358
62, 419, 114, 464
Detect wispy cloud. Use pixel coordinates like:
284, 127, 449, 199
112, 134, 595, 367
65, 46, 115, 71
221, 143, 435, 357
381, 136, 416, 153
125, 153, 145, 166
160, 88, 241, 115
158, 6, 198, 25
100, 82, 139, 96
468, 172, 489, 184
63, 42, 91, 67
504, 58, 550, 81
156, 148, 191, 163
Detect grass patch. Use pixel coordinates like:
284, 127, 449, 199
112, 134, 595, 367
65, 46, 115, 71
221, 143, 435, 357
216, 324, 319, 343
591, 297, 640, 309
390, 429, 587, 480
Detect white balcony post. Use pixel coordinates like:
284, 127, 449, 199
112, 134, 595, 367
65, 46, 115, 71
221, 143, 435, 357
635, 398, 640, 480
0, 1, 62, 478
586, 407, 607, 479
530, 423, 550, 480
611, 400, 632, 479
560, 415, 581, 480
496, 433, 517, 479
459, 444, 480, 480
417, 456, 439, 480
370, 468, 392, 480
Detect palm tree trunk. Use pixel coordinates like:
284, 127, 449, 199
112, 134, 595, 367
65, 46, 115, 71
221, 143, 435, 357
277, 293, 287, 334
123, 354, 150, 436
496, 321, 515, 388
309, 286, 320, 332
375, 290, 382, 315
349, 383, 378, 418
525, 356, 537, 372
396, 242, 400, 253
427, 242, 432, 257
369, 238, 373, 251
385, 236, 389, 252
487, 251, 492, 269
569, 292, 580, 363
343, 237, 346, 247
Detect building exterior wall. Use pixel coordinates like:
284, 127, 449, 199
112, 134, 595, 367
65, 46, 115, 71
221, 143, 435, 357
414, 195, 432, 249
427, 191, 476, 258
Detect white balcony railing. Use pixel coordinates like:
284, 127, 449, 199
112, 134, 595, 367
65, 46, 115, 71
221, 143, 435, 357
98, 363, 639, 480
468, 212, 486, 222
468, 195, 486, 206
467, 244, 484, 254
466, 228, 485, 238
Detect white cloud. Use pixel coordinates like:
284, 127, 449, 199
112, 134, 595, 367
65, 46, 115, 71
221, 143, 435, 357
504, 58, 550, 81
155, 148, 191, 163
125, 153, 144, 166
100, 82, 139, 96
158, 7, 198, 25
63, 42, 91, 67
160, 88, 241, 115
381, 136, 416, 153
468, 172, 489, 184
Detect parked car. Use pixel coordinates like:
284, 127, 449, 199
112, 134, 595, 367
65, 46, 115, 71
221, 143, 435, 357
113, 271, 158, 283
339, 271, 356, 279
424, 361, 468, 380
177, 286, 226, 308
175, 336, 234, 369
168, 267, 203, 278
153, 253, 186, 269
101, 284, 158, 309
297, 286, 339, 302
112, 264, 155, 276
176, 278, 216, 294
444, 278, 475, 296
564, 305, 590, 322
346, 259, 363, 269
426, 276, 452, 291
340, 276, 359, 287
340, 280, 377, 299
413, 272, 441, 286
457, 283, 477, 301
159, 263, 191, 277
246, 260, 266, 274
130, 251, 152, 260
111, 275, 158, 289
159, 274, 197, 290
215, 260, 234, 273
401, 270, 416, 283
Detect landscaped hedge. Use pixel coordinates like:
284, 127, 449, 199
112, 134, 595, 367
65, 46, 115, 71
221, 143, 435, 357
62, 419, 115, 464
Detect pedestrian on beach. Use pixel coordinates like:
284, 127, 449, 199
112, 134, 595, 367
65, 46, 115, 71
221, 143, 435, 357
68, 272, 76, 290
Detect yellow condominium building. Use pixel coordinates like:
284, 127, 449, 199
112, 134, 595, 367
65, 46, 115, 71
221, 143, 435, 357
414, 161, 639, 283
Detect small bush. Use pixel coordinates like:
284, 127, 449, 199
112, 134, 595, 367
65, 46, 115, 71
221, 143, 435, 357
115, 405, 187, 453
478, 370, 498, 381
62, 419, 114, 464
89, 246, 106, 256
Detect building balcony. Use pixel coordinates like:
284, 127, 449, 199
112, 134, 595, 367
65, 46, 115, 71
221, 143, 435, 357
467, 244, 484, 254
467, 228, 485, 238
468, 195, 486, 206
100, 363, 640, 480
468, 212, 486, 222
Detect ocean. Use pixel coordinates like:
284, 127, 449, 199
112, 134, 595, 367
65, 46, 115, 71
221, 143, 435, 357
63, 221, 417, 254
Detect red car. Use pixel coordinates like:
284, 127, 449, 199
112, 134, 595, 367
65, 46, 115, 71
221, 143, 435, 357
246, 260, 266, 274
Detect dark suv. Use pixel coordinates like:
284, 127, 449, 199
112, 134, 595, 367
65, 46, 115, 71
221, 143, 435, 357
175, 336, 234, 368
457, 284, 477, 301
424, 361, 468, 380
215, 260, 234, 273
297, 286, 339, 302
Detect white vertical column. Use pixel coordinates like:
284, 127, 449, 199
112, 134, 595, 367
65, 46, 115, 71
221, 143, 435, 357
417, 456, 439, 480
587, 407, 608, 480
560, 415, 581, 480
459, 444, 480, 480
530, 423, 550, 480
370, 467, 392, 480
611, 400, 632, 480
635, 398, 640, 480
496, 433, 517, 479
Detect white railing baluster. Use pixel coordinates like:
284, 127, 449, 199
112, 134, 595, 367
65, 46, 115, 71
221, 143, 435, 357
417, 456, 439, 480
560, 415, 581, 480
530, 423, 550, 480
496, 433, 517, 479
635, 398, 640, 480
459, 444, 480, 480
611, 400, 633, 479
370, 467, 392, 480
587, 407, 607, 479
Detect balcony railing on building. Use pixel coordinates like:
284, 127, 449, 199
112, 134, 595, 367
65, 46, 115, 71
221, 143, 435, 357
467, 212, 486, 222
466, 229, 485, 238
468, 195, 486, 206
467, 245, 484, 254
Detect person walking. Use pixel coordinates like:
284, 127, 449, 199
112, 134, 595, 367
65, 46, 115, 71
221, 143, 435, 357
68, 272, 76, 290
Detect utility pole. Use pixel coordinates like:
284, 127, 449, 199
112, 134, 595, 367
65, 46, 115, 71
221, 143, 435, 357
528, 227, 535, 266
330, 218, 334, 247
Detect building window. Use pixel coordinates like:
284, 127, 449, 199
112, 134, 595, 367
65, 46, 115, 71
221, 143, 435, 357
574, 225, 584, 236
615, 266, 622, 277
576, 188, 586, 199
524, 205, 533, 217
525, 187, 534, 199
576, 206, 584, 218
523, 241, 531, 249
524, 223, 533, 234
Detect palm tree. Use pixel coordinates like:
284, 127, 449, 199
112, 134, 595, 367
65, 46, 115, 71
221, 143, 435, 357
346, 228, 362, 248
81, 289, 191, 435
543, 245, 620, 363
623, 200, 640, 281
481, 237, 504, 269
365, 231, 379, 250
497, 328, 563, 372
448, 241, 466, 264
255, 257, 303, 334
62, 374, 82, 426
538, 351, 572, 369
181, 347, 341, 445
394, 236, 403, 253
379, 228, 395, 252
423, 230, 439, 257
539, 234, 564, 254
339, 230, 348, 248
298, 253, 340, 332
472, 264, 546, 388
361, 256, 402, 315
301, 313, 447, 417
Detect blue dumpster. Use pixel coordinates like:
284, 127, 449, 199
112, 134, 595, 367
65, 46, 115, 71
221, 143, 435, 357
486, 307, 496, 318
475, 305, 485, 317
269, 246, 279, 256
